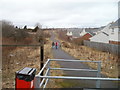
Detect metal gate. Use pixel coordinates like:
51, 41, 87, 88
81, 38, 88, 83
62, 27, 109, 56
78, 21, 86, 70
34, 59, 119, 88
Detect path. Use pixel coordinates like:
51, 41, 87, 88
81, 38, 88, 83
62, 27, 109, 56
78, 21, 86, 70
50, 31, 118, 88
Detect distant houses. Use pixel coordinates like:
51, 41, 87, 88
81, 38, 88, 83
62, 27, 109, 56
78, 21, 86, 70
66, 27, 102, 41
66, 18, 120, 45
90, 18, 120, 45
66, 30, 73, 36
66, 28, 83, 38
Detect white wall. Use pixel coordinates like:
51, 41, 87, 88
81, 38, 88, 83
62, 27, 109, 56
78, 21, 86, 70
67, 31, 72, 36
80, 29, 87, 36
109, 27, 120, 42
90, 33, 109, 43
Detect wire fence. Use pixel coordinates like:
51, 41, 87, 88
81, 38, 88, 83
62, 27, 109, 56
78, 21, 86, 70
84, 40, 119, 55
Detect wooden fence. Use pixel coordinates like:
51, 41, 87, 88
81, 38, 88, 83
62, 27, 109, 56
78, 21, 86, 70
84, 40, 119, 55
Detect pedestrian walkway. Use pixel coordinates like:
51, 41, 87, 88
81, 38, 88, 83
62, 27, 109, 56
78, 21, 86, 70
50, 31, 118, 88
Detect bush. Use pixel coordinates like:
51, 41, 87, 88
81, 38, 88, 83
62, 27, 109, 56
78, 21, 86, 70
13, 29, 29, 42
72, 38, 84, 45
58, 30, 70, 41
32, 26, 39, 32
2, 20, 15, 38
2, 20, 30, 44
23, 25, 27, 29
44, 32, 51, 38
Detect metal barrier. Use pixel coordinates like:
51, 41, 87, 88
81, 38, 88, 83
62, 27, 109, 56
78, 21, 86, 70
34, 59, 119, 88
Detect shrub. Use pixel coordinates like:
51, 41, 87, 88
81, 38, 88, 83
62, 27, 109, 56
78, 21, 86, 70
32, 26, 39, 32
13, 29, 29, 42
2, 20, 30, 44
2, 20, 15, 38
23, 25, 27, 29
72, 38, 84, 45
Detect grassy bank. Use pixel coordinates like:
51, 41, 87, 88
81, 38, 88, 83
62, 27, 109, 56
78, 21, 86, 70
55, 31, 118, 78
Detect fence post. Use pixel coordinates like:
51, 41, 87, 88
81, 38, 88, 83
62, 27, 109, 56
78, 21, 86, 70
47, 59, 50, 83
40, 44, 44, 77
48, 60, 50, 75
96, 62, 101, 88
34, 76, 41, 88
43, 60, 51, 88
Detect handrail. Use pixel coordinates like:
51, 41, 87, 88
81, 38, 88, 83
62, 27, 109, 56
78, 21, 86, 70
39, 68, 50, 88
50, 59, 101, 63
37, 59, 50, 76
50, 68, 98, 72
38, 76, 120, 81
35, 59, 119, 88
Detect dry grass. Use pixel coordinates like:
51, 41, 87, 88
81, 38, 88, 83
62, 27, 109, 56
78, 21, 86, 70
2, 30, 63, 88
2, 46, 40, 88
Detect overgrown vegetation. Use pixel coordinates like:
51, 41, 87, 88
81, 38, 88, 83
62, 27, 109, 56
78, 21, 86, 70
1, 20, 52, 88
2, 20, 33, 45
57, 30, 84, 45
1, 21, 64, 88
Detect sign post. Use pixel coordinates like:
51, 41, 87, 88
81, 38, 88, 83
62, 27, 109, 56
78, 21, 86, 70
40, 43, 44, 76
39, 30, 44, 77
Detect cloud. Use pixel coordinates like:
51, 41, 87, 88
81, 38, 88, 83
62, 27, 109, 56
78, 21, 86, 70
0, 0, 119, 28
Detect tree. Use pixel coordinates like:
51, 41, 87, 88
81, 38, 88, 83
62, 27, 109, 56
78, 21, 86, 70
23, 25, 27, 29
35, 23, 42, 29
2, 20, 15, 37
32, 23, 42, 32
33, 26, 39, 32
15, 26, 18, 29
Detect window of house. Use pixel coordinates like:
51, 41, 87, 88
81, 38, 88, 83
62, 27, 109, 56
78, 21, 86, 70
111, 28, 114, 34
112, 28, 114, 32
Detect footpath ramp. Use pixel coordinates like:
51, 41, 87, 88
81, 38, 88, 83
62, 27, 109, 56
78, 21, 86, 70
50, 32, 118, 88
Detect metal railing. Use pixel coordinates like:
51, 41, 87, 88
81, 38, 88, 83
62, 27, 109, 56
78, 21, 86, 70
34, 59, 119, 88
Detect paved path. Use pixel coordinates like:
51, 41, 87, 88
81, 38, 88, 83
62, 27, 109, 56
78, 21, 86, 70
50, 31, 118, 88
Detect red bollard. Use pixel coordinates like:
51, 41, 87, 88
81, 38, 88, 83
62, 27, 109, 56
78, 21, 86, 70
15, 67, 36, 89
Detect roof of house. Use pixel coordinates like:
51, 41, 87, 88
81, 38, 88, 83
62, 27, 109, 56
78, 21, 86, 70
90, 32, 109, 40
110, 18, 120, 28
101, 23, 112, 34
67, 28, 83, 38
85, 29, 95, 36
102, 32, 109, 36
81, 33, 93, 40
67, 28, 83, 32
85, 28, 102, 36
72, 31, 81, 38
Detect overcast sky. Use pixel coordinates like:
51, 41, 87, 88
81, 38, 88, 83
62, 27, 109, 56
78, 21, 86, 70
0, 0, 119, 28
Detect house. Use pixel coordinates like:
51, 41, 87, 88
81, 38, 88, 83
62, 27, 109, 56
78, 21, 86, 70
109, 18, 120, 45
90, 23, 112, 43
66, 30, 73, 36
80, 27, 103, 37
90, 32, 109, 43
80, 32, 93, 41
73, 32, 93, 45
86, 27, 104, 35
66, 27, 103, 39
66, 28, 83, 38
79, 28, 87, 36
